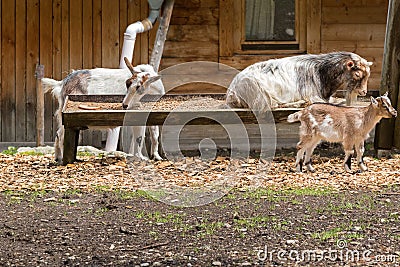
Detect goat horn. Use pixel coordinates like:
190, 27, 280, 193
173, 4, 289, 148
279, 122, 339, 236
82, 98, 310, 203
124, 57, 138, 75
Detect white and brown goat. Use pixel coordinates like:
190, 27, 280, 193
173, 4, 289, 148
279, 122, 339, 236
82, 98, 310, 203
43, 57, 164, 163
287, 93, 397, 172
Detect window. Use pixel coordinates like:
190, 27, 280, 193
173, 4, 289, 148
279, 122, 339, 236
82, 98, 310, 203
219, 0, 320, 66
245, 0, 296, 42
242, 0, 305, 51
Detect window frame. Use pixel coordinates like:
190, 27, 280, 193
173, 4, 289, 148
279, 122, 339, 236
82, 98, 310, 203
219, 0, 321, 67
240, 0, 307, 53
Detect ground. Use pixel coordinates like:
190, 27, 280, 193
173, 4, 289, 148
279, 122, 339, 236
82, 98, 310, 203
0, 146, 399, 266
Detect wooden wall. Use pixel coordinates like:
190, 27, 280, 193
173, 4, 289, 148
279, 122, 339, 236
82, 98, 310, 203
0, 0, 391, 144
320, 0, 388, 90
0, 0, 150, 143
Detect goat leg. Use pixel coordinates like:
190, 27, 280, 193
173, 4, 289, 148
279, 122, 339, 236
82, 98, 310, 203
149, 126, 163, 161
356, 142, 368, 172
343, 150, 353, 172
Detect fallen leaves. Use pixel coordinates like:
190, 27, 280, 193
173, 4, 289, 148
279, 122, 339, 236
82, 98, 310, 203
0, 152, 399, 193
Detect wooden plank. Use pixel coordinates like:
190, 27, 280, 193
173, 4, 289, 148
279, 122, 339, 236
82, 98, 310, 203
219, 0, 235, 57
219, 54, 303, 70
139, 0, 149, 64
374, 0, 400, 150
0, 0, 2, 141
40, 0, 54, 142
321, 40, 385, 50
160, 57, 218, 69
163, 41, 219, 58
52, 0, 62, 140
93, 0, 102, 67
150, 0, 175, 71
167, 25, 218, 42
322, 0, 388, 7
171, 7, 218, 25
61, 0, 70, 74
83, 0, 93, 68
102, 0, 120, 68
70, 0, 83, 69
82, 0, 97, 146
119, 0, 128, 62
26, 0, 40, 142
321, 24, 386, 41
63, 109, 274, 127
63, 127, 81, 165
174, 0, 218, 8
35, 65, 45, 146
15, 0, 27, 142
128, 0, 142, 66
322, 6, 388, 24
1, 0, 16, 142
53, 0, 62, 80
307, 0, 321, 53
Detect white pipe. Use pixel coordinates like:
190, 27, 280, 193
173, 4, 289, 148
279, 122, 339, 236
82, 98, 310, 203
119, 20, 150, 69
106, 5, 161, 152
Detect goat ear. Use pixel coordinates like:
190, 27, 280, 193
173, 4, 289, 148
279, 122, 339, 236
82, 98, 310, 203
383, 91, 389, 97
370, 96, 378, 106
346, 60, 355, 70
124, 57, 137, 75
144, 75, 161, 85
367, 61, 373, 66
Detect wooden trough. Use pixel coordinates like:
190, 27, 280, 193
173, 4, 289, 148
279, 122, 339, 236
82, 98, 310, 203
61, 94, 296, 165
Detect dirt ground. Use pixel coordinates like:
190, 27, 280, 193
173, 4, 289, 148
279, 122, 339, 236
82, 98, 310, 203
0, 147, 399, 266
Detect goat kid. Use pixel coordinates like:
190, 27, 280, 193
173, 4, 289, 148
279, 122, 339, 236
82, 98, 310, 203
43, 57, 164, 163
287, 92, 397, 172
226, 52, 372, 111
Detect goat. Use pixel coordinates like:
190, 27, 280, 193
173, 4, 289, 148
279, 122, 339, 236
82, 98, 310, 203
287, 92, 397, 172
226, 52, 372, 111
122, 57, 163, 161
43, 57, 164, 163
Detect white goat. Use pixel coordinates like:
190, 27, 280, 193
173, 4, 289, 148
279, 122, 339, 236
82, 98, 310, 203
43, 57, 164, 163
287, 93, 397, 172
226, 52, 372, 110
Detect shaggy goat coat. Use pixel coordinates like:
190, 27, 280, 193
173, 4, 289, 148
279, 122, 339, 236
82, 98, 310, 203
226, 52, 372, 110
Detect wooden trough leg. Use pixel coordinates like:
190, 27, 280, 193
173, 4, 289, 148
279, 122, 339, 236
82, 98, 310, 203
63, 127, 80, 165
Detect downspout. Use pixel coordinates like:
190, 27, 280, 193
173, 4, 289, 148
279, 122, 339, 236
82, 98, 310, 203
106, 0, 164, 152
119, 0, 164, 68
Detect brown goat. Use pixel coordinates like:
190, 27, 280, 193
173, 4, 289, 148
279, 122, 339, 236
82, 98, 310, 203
287, 93, 397, 172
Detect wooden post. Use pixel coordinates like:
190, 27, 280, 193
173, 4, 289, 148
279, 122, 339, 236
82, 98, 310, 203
374, 0, 400, 154
63, 127, 81, 165
149, 0, 174, 72
35, 64, 45, 147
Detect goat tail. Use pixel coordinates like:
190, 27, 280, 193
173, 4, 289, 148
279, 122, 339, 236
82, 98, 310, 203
287, 111, 302, 123
42, 78, 62, 99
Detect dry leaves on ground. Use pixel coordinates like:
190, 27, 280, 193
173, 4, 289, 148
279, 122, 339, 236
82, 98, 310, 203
0, 151, 399, 193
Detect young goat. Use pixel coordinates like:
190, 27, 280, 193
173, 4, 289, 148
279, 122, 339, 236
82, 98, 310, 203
43, 57, 163, 163
287, 93, 397, 172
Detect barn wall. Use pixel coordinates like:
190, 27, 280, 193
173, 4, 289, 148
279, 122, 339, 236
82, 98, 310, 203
0, 0, 149, 143
320, 0, 388, 90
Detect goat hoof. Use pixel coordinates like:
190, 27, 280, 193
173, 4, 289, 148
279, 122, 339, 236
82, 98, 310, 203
306, 165, 315, 173
344, 166, 352, 173
358, 163, 368, 172
295, 164, 301, 172
134, 154, 149, 161
152, 153, 163, 161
